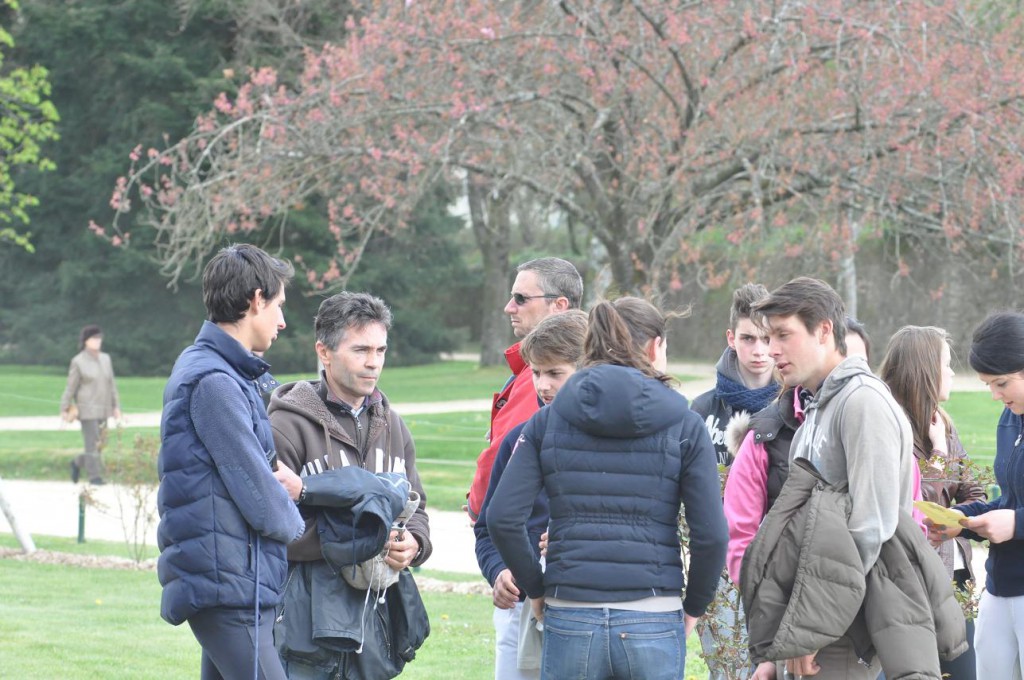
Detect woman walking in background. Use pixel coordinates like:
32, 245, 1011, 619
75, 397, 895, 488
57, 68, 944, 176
489, 297, 728, 680
60, 324, 120, 485
878, 326, 985, 679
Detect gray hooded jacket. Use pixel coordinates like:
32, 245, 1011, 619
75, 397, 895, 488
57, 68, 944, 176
789, 356, 914, 571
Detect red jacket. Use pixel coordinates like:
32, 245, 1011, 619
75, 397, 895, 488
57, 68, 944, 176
466, 343, 540, 519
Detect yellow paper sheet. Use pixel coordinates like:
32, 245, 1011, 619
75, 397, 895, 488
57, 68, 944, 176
913, 500, 965, 528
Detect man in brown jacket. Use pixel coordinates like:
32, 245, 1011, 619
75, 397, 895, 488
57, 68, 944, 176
268, 292, 431, 676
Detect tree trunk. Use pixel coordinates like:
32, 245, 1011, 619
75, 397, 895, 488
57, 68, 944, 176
0, 477, 36, 554
467, 177, 513, 367
838, 209, 861, 320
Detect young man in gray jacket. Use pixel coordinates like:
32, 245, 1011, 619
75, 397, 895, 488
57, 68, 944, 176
749, 277, 914, 680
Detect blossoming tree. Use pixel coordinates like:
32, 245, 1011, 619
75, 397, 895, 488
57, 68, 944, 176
106, 0, 1024, 299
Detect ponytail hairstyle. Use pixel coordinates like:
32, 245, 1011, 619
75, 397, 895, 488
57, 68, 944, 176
878, 325, 951, 453
583, 297, 674, 385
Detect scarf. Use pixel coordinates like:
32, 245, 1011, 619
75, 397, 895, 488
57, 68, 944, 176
715, 371, 779, 414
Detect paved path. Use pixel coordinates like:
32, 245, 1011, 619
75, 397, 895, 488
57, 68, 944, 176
0, 478, 482, 574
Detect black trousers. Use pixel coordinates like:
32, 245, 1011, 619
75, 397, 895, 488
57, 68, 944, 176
187, 606, 286, 680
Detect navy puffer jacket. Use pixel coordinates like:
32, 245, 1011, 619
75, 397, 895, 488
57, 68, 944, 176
157, 321, 303, 625
490, 364, 728, 617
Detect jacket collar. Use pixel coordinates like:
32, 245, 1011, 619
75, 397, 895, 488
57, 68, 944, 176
316, 374, 384, 413
194, 320, 270, 381
505, 342, 528, 374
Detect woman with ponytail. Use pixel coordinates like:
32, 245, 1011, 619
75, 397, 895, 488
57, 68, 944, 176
489, 297, 728, 680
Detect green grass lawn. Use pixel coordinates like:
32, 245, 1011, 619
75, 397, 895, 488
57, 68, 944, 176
0, 558, 497, 680
945, 390, 1003, 469
0, 361, 701, 418
404, 411, 489, 511
0, 535, 710, 678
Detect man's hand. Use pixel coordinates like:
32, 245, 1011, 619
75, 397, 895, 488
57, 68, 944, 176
384, 529, 419, 571
684, 613, 699, 639
273, 465, 303, 501
961, 509, 1017, 544
784, 653, 820, 677
492, 569, 520, 609
751, 661, 777, 680
538, 530, 548, 557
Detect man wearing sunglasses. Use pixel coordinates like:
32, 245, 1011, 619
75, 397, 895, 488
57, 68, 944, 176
465, 257, 583, 522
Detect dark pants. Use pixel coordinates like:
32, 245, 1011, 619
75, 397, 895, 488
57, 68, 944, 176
188, 606, 286, 680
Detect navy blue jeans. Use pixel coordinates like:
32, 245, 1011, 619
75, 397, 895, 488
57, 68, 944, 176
540, 606, 685, 680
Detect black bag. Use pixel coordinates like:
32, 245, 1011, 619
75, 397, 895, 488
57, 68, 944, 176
348, 569, 430, 679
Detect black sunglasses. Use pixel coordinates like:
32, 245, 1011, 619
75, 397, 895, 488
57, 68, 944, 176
511, 293, 560, 305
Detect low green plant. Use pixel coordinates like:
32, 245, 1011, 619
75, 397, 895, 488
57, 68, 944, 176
84, 429, 161, 563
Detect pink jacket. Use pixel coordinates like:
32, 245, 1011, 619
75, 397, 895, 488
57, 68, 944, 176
723, 389, 804, 583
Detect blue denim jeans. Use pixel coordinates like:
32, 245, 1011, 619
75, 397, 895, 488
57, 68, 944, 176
540, 606, 685, 680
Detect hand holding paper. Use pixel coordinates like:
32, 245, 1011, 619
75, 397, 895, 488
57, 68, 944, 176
913, 500, 965, 528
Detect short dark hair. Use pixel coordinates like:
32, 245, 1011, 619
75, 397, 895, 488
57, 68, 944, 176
520, 310, 588, 367
517, 257, 583, 309
315, 291, 393, 351
79, 324, 102, 349
845, 316, 871, 363
752, 277, 847, 355
970, 312, 1024, 375
202, 244, 294, 323
729, 283, 769, 330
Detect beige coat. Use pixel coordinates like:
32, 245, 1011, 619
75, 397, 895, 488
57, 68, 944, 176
60, 350, 119, 420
